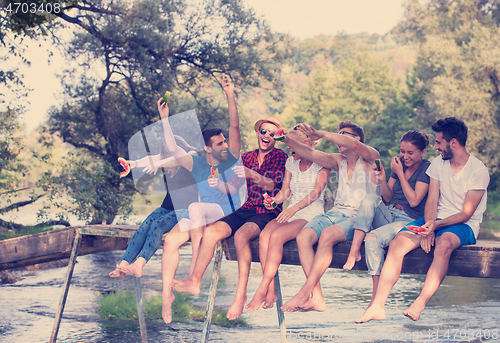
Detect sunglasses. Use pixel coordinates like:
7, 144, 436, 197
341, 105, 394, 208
339, 130, 359, 138
259, 128, 277, 138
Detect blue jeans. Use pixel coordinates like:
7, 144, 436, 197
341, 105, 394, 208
352, 193, 414, 275
122, 207, 189, 263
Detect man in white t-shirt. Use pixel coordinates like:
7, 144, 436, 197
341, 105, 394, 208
356, 117, 490, 323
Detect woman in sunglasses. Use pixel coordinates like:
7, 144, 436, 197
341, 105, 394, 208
246, 124, 330, 311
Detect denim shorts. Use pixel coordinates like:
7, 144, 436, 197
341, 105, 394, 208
400, 217, 476, 246
306, 210, 355, 241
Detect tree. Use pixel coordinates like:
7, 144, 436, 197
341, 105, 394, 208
42, 0, 291, 223
397, 0, 500, 175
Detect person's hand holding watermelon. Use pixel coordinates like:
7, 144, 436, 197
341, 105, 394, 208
157, 95, 170, 119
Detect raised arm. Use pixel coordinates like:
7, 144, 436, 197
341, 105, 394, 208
221, 75, 241, 157
297, 124, 380, 163
158, 98, 194, 171
282, 133, 339, 171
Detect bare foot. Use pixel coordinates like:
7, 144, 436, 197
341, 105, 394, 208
162, 291, 175, 324
343, 251, 361, 270
118, 262, 143, 278
109, 268, 126, 278
403, 300, 425, 321
281, 291, 309, 312
262, 290, 277, 309
297, 296, 326, 312
355, 305, 386, 323
245, 291, 265, 312
227, 295, 247, 320
172, 278, 200, 295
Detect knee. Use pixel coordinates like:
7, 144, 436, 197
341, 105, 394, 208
434, 238, 456, 257
188, 203, 201, 215
269, 230, 286, 246
366, 233, 376, 241
296, 229, 316, 249
318, 227, 344, 246
204, 223, 228, 240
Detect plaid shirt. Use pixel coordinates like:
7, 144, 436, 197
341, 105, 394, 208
241, 148, 288, 214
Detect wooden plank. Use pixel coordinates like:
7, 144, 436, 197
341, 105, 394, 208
0, 225, 137, 271
221, 237, 500, 279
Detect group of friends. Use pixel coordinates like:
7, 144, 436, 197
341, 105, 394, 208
108, 76, 490, 325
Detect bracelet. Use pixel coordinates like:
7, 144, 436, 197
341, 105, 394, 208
133, 160, 137, 168
296, 203, 302, 210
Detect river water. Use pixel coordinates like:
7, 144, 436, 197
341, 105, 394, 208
2, 233, 500, 343
2, 202, 500, 343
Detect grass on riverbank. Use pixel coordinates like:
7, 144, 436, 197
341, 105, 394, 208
0, 225, 54, 241
96, 291, 248, 328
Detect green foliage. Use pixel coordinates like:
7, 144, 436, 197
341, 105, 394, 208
280, 52, 412, 169
39, 152, 135, 224
96, 291, 248, 327
97, 291, 139, 321
40, 0, 292, 223
397, 0, 500, 176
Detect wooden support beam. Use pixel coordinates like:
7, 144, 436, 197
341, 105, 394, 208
221, 237, 500, 279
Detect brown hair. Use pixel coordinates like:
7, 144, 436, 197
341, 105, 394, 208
338, 120, 364, 143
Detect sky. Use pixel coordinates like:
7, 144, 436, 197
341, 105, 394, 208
15, 0, 406, 132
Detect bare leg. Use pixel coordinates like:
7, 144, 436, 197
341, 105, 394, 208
296, 226, 346, 312
369, 275, 379, 307
403, 232, 460, 321
227, 222, 261, 320
246, 220, 306, 311
187, 203, 225, 275
173, 221, 232, 295
282, 226, 345, 312
161, 224, 190, 324
343, 229, 366, 270
355, 231, 420, 323
252, 219, 280, 310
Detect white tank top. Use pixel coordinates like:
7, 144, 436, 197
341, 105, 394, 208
333, 158, 379, 218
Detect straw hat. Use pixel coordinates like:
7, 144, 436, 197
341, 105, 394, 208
254, 115, 283, 132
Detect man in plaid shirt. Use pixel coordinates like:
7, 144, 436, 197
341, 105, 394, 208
174, 115, 288, 321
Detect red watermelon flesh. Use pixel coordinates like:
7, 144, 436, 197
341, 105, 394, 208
263, 192, 277, 208
118, 157, 130, 178
405, 225, 426, 233
274, 128, 286, 141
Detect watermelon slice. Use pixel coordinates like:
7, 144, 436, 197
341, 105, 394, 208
118, 157, 130, 178
263, 192, 277, 209
405, 225, 426, 233
375, 159, 381, 171
160, 90, 171, 105
274, 128, 286, 141
209, 167, 219, 178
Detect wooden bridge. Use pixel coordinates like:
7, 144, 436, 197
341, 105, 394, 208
1, 225, 500, 342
